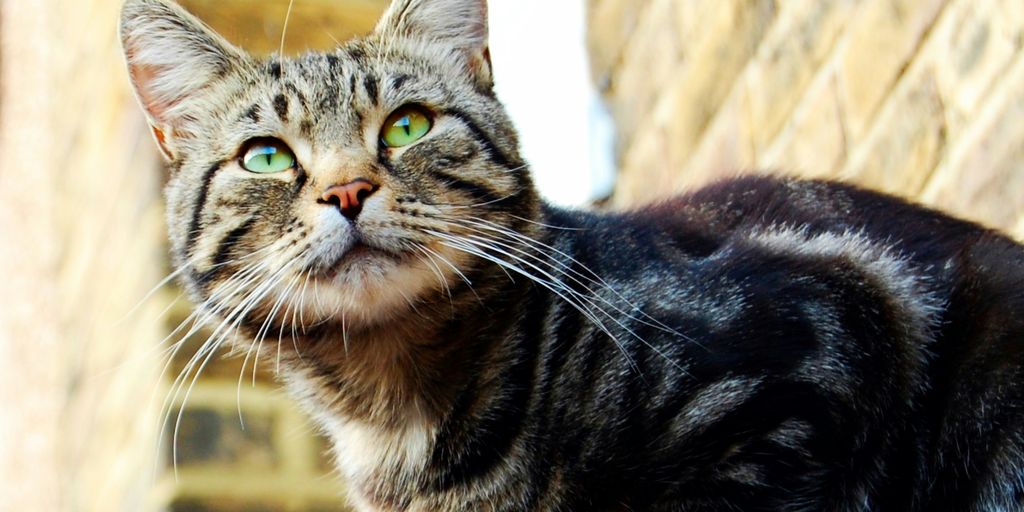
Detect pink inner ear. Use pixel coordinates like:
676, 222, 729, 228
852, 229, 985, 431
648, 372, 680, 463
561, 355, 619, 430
127, 57, 173, 124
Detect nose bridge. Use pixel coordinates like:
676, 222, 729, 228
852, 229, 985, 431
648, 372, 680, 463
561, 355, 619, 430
319, 145, 374, 182
307, 144, 383, 219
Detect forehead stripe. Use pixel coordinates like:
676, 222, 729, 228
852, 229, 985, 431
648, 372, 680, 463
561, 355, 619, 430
363, 74, 380, 106
273, 94, 289, 123
391, 74, 411, 92
285, 82, 309, 111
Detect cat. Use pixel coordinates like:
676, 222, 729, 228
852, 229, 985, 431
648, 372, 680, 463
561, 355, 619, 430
119, 0, 1024, 510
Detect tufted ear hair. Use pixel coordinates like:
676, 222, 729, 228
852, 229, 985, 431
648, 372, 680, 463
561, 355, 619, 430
375, 0, 492, 87
120, 0, 246, 160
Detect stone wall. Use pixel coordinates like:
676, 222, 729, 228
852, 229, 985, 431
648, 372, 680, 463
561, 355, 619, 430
587, 0, 1024, 239
0, 0, 168, 509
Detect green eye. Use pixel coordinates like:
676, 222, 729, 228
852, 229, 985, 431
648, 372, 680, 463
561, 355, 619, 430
241, 139, 296, 173
381, 105, 432, 148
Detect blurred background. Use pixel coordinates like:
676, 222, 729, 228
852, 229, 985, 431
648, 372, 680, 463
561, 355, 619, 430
0, 0, 1021, 510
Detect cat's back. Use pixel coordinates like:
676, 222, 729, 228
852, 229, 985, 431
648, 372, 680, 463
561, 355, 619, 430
542, 175, 1024, 510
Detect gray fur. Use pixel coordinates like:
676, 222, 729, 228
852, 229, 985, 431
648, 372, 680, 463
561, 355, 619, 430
121, 1, 1024, 510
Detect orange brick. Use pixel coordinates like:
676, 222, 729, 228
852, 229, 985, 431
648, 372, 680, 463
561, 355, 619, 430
761, 67, 848, 178
838, 0, 947, 140
840, 71, 947, 197
661, 0, 776, 168
587, 0, 649, 90
744, 0, 857, 152
922, 53, 1024, 232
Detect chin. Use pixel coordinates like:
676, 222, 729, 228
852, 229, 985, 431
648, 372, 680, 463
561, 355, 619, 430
290, 249, 445, 327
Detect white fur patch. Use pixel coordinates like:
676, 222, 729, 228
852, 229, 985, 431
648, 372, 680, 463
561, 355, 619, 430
329, 417, 434, 482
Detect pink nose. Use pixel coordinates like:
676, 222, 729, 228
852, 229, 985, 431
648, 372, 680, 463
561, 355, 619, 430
319, 179, 378, 220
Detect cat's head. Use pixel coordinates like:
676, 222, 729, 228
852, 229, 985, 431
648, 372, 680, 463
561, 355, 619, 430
120, 0, 539, 331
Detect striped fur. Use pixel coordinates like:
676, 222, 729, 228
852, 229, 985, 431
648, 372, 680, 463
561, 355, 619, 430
121, 0, 1024, 510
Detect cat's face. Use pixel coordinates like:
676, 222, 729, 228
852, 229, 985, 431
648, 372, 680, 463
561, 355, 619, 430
121, 0, 537, 331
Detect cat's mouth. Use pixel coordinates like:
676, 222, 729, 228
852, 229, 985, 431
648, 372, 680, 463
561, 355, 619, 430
312, 241, 406, 281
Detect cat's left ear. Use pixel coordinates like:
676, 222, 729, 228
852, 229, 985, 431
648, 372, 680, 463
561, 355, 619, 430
375, 0, 492, 88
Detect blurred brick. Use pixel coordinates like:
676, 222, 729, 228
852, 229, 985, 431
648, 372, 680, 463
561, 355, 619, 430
170, 406, 278, 469
921, 54, 1024, 232
761, 68, 848, 177
170, 497, 285, 512
587, 0, 649, 89
929, 0, 1024, 136
669, 93, 760, 198
662, 0, 776, 167
840, 71, 947, 197
744, 0, 858, 152
315, 431, 338, 473
1013, 216, 1024, 242
614, 121, 680, 206
180, 0, 388, 55
839, 0, 947, 140
608, 0, 681, 153
307, 503, 354, 512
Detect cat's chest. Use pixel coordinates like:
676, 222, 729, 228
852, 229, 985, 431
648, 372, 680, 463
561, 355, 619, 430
327, 418, 434, 479
283, 369, 436, 479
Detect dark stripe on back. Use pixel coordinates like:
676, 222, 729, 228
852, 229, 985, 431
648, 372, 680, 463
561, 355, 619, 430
186, 161, 225, 256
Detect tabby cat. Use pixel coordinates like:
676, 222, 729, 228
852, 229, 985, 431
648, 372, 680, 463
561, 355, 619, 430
119, 0, 1024, 510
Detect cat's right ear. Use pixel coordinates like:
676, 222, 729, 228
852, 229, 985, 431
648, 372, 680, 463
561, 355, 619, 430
120, 0, 245, 161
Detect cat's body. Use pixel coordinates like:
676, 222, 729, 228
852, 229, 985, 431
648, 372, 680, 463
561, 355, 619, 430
120, 0, 1024, 510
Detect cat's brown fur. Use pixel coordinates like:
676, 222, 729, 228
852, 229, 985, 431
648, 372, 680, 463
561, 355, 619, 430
121, 1, 1024, 510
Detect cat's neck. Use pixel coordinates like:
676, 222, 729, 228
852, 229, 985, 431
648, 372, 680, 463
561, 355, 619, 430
277, 267, 534, 507
278, 239, 537, 417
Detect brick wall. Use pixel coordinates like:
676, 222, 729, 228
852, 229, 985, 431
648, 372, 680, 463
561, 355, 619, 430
587, 0, 1024, 239
159, 307, 349, 511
